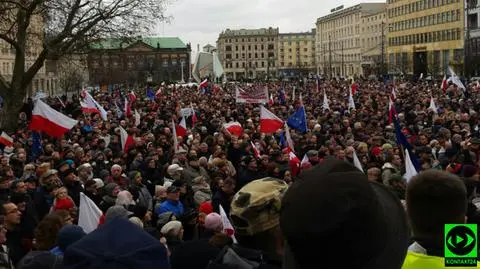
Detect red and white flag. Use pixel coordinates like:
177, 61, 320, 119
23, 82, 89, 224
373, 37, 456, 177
388, 97, 397, 124
223, 121, 243, 137
78, 193, 102, 234
0, 132, 13, 147
289, 152, 301, 176
391, 88, 397, 100
260, 106, 284, 133
268, 93, 274, 106
284, 124, 294, 153
124, 98, 131, 117
156, 87, 162, 98
250, 141, 261, 159
29, 99, 78, 137
441, 75, 448, 92
119, 126, 135, 152
129, 91, 137, 103
301, 154, 310, 167
81, 92, 107, 121
198, 79, 208, 90
351, 82, 358, 95
219, 205, 237, 243
190, 104, 198, 127
134, 110, 141, 127
175, 117, 187, 138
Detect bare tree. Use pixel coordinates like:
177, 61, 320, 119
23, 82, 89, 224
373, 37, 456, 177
0, 0, 170, 130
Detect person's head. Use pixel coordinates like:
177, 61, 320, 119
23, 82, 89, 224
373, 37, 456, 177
166, 186, 180, 201
367, 167, 381, 182
160, 220, 183, 240
34, 212, 65, 250
280, 160, 409, 269
116, 191, 135, 207
204, 213, 223, 233
172, 180, 187, 195
167, 164, 183, 179
105, 205, 134, 223
11, 180, 26, 194
392, 154, 402, 167
230, 178, 289, 255
110, 164, 122, 178
407, 170, 467, 242
56, 225, 86, 252
128, 171, 143, 186
2, 202, 21, 227
221, 178, 235, 194
188, 155, 199, 168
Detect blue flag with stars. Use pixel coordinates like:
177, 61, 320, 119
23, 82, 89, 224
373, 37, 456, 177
146, 88, 155, 101
287, 106, 307, 133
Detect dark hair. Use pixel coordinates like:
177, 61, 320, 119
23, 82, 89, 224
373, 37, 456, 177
34, 213, 64, 250
407, 170, 467, 240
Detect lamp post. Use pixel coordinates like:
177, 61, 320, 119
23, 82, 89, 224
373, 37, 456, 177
180, 60, 185, 83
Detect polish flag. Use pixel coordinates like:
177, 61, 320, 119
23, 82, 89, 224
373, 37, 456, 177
156, 87, 162, 98
29, 99, 78, 137
78, 193, 102, 234
198, 79, 208, 90
190, 104, 198, 127
300, 154, 310, 167
284, 124, 294, 153
129, 91, 137, 102
351, 82, 358, 95
124, 98, 131, 117
250, 141, 261, 159
289, 151, 301, 176
175, 117, 187, 138
441, 75, 448, 91
219, 205, 237, 243
0, 132, 13, 147
260, 106, 284, 133
268, 93, 274, 106
388, 97, 397, 124
119, 126, 135, 153
391, 88, 397, 100
134, 110, 141, 127
223, 121, 243, 137
81, 92, 107, 121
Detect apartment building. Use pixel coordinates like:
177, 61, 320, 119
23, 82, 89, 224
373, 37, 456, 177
361, 11, 388, 76
386, 0, 464, 76
277, 30, 316, 77
217, 28, 279, 80
316, 3, 386, 77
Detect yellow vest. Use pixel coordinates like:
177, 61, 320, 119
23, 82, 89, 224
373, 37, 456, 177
402, 251, 480, 269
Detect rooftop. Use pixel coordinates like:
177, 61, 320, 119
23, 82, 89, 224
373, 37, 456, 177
219, 27, 279, 37
89, 37, 187, 50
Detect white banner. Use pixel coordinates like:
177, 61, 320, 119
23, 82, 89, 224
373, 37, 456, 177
180, 108, 194, 118
235, 87, 268, 104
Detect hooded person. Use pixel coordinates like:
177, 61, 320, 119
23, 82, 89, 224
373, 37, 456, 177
208, 178, 289, 269
99, 183, 120, 213
62, 218, 170, 269
191, 176, 212, 207
50, 225, 86, 256
128, 171, 153, 211
280, 159, 409, 269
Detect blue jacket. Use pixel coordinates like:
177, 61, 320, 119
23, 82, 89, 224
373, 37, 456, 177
156, 199, 184, 217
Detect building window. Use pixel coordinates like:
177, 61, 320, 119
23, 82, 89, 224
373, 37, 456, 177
442, 49, 450, 71
454, 49, 463, 61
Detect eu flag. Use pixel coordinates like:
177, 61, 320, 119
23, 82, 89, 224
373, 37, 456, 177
287, 106, 307, 133
31, 131, 43, 160
146, 88, 155, 100
393, 117, 420, 171
279, 131, 287, 148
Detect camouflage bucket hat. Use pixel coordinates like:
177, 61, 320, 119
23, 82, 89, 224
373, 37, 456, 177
230, 178, 289, 236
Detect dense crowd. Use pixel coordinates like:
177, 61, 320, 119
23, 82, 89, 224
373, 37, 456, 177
0, 78, 478, 269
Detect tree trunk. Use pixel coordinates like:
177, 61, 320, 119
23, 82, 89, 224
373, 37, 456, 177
0, 99, 22, 133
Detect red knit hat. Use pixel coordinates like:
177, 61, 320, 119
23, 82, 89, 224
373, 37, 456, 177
198, 202, 213, 215
54, 198, 75, 211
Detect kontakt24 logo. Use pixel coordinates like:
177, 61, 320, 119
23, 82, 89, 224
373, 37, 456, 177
445, 224, 478, 267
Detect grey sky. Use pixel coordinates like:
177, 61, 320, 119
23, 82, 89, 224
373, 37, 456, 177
157, 0, 384, 58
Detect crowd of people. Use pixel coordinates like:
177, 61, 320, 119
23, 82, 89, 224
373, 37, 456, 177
0, 77, 478, 269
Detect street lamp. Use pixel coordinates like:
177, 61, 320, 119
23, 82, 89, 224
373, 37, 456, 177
180, 59, 185, 83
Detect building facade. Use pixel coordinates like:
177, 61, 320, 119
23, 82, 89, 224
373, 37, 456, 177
467, 0, 480, 76
277, 30, 316, 77
386, 0, 464, 77
217, 28, 279, 80
87, 37, 191, 85
316, 3, 386, 77
0, 14, 60, 96
361, 11, 388, 76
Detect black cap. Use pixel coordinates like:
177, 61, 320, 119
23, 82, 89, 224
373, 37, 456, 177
172, 180, 186, 188
167, 186, 179, 194
280, 160, 408, 269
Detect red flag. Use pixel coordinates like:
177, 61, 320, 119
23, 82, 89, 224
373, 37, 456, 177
124, 98, 131, 117
198, 79, 208, 90
29, 100, 78, 137
351, 83, 358, 95
190, 105, 198, 127
156, 87, 162, 98
288, 152, 301, 176
250, 141, 261, 159
175, 117, 187, 138
441, 75, 448, 92
129, 91, 137, 102
223, 122, 243, 137
119, 126, 135, 153
268, 93, 274, 106
0, 132, 13, 147
260, 106, 284, 133
388, 97, 397, 124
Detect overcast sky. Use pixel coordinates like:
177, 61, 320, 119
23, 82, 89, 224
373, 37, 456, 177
156, 0, 384, 59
